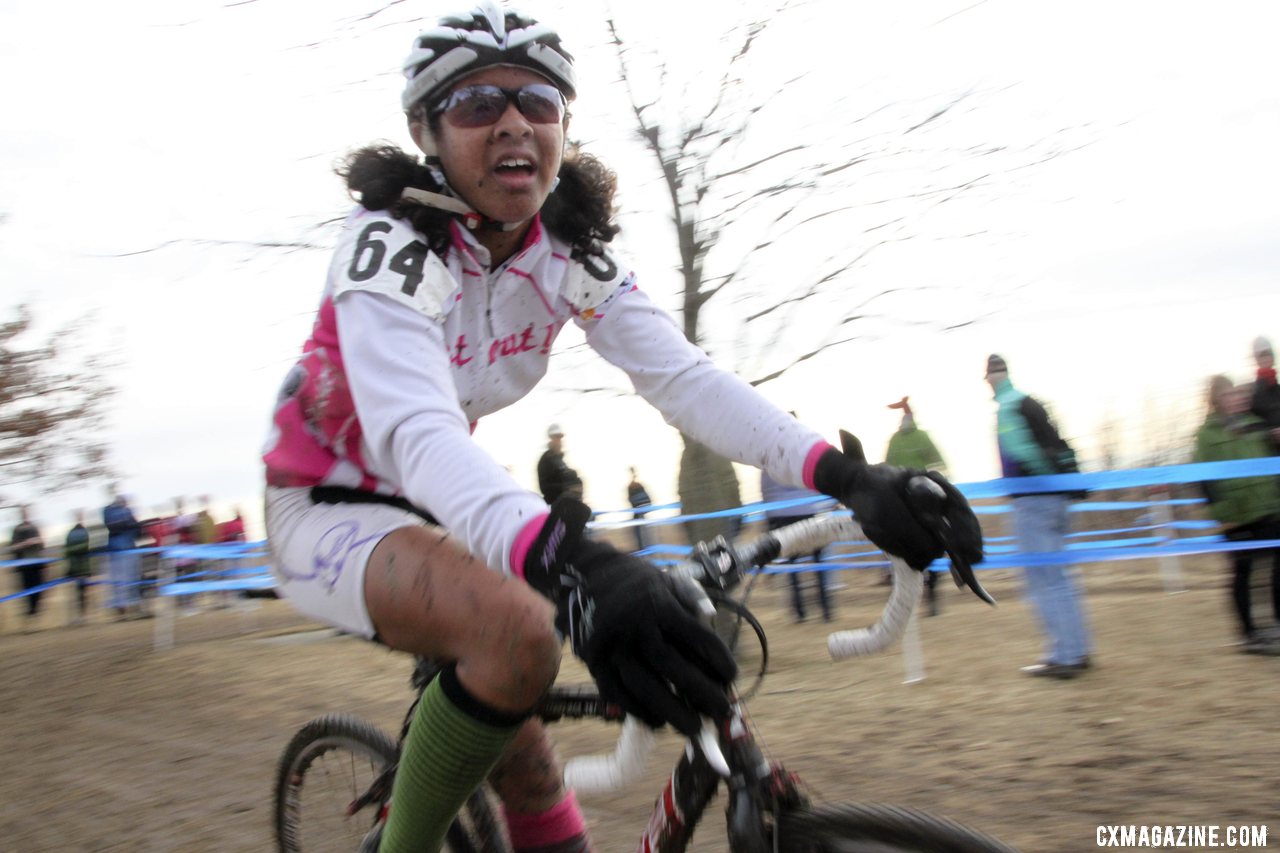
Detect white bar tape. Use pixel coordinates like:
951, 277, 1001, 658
770, 514, 862, 559
562, 715, 656, 794
827, 559, 922, 659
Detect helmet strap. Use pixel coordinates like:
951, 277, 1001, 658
399, 186, 522, 232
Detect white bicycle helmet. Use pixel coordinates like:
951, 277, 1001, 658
401, 1, 577, 112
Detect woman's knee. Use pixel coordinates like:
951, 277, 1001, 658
479, 591, 562, 701
364, 526, 561, 702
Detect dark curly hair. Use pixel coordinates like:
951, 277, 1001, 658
338, 140, 620, 258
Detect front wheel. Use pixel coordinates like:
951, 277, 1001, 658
273, 714, 506, 853
274, 714, 398, 853
777, 802, 1020, 853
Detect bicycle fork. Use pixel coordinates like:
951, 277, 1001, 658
724, 712, 808, 853
635, 741, 719, 853
635, 709, 804, 853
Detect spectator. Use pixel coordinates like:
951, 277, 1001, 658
142, 511, 175, 550
626, 467, 653, 551
1248, 336, 1280, 449
172, 496, 197, 569
171, 497, 201, 614
760, 468, 833, 623
536, 423, 582, 504
195, 496, 218, 546
1193, 375, 1280, 654
64, 510, 93, 625
173, 497, 195, 545
218, 508, 247, 543
9, 505, 45, 627
885, 396, 949, 615
104, 490, 145, 620
140, 511, 175, 600
985, 354, 1093, 679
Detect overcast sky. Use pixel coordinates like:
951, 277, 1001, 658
2, 0, 1278, 537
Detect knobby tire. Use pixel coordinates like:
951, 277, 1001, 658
777, 801, 1021, 853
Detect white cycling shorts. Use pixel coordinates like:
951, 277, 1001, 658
264, 486, 429, 639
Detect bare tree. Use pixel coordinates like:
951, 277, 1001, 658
604, 6, 1088, 534
0, 306, 117, 505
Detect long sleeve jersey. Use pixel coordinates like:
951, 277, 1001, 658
263, 207, 826, 574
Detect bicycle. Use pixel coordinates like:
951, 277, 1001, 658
274, 507, 1016, 852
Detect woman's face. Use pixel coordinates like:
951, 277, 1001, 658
1213, 380, 1247, 416
414, 66, 566, 230
1225, 385, 1250, 416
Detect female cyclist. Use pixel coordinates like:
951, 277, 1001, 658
262, 4, 984, 851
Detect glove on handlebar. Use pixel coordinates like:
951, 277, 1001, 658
813, 431, 988, 601
522, 498, 738, 738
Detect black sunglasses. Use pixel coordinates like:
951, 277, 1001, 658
433, 83, 566, 129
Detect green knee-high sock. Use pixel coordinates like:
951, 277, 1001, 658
380, 665, 525, 853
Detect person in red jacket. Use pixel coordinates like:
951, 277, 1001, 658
1249, 336, 1280, 450
217, 509, 247, 543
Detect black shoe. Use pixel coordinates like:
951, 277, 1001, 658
1020, 660, 1089, 679
1243, 635, 1280, 656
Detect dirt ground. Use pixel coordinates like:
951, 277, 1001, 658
2, 557, 1276, 853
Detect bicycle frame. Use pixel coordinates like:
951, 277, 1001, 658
278, 506, 1007, 853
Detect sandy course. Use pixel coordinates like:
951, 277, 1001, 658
1, 557, 1276, 852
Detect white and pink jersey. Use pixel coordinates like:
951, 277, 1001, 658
263, 206, 827, 574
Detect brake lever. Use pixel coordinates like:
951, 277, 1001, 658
697, 719, 731, 777
907, 477, 995, 606
690, 536, 743, 591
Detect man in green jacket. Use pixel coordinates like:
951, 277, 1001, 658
1194, 375, 1280, 654
64, 510, 93, 625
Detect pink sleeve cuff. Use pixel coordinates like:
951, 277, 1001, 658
802, 440, 834, 490
509, 513, 548, 579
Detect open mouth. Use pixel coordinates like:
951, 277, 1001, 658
495, 157, 536, 177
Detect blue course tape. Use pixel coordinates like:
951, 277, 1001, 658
0, 576, 76, 605
588, 458, 1280, 520
7, 461, 1279, 604
158, 576, 275, 596
956, 457, 1280, 499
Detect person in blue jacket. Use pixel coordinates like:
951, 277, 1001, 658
103, 491, 144, 620
986, 354, 1093, 679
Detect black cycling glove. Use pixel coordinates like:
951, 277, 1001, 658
813, 430, 990, 602
522, 498, 738, 738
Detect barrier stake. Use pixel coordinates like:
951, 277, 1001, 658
1153, 498, 1186, 594
902, 607, 925, 684
154, 554, 175, 652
